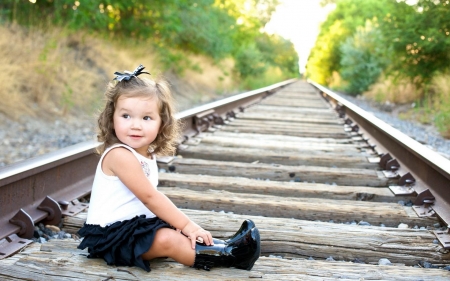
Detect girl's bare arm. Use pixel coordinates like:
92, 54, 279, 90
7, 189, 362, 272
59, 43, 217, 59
103, 147, 213, 249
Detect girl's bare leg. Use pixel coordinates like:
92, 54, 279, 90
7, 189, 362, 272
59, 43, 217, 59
141, 228, 195, 266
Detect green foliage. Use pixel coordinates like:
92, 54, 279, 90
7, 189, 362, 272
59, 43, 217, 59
1, 0, 297, 84
234, 44, 267, 78
378, 0, 450, 87
306, 0, 394, 87
339, 21, 389, 95
255, 33, 299, 76
235, 32, 299, 79
307, 20, 345, 85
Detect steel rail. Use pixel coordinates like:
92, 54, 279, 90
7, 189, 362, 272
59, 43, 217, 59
309, 80, 450, 228
0, 78, 296, 258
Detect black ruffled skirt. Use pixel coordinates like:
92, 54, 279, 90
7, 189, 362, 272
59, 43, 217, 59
77, 215, 172, 272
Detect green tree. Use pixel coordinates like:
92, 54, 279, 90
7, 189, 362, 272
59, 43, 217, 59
255, 33, 299, 76
340, 20, 390, 94
306, 0, 394, 86
379, 0, 450, 86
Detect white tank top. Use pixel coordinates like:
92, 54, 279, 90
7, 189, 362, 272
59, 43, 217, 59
86, 144, 158, 227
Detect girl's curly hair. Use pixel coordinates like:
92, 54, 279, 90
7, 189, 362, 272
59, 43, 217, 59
96, 75, 180, 156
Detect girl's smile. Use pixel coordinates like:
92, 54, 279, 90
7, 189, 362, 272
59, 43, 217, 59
113, 95, 162, 157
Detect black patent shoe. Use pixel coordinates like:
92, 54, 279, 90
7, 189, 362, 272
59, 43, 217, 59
225, 219, 256, 244
211, 219, 256, 245
193, 220, 261, 271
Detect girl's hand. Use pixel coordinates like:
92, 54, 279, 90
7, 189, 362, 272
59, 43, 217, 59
182, 222, 214, 249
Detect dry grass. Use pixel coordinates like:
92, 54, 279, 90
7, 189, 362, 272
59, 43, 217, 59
0, 24, 238, 121
363, 74, 421, 104
363, 73, 450, 138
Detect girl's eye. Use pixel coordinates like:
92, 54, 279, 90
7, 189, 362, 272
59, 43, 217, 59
143, 116, 152, 121
122, 114, 130, 119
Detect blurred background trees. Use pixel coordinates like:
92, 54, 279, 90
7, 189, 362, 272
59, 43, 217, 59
0, 0, 298, 82
307, 0, 450, 137
0, 0, 299, 121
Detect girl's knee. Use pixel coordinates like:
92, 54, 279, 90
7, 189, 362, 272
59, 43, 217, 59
153, 228, 183, 252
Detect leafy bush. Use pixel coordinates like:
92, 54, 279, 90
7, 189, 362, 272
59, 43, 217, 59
234, 44, 267, 78
339, 21, 388, 95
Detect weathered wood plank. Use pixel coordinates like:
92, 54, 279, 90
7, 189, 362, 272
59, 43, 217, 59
2, 241, 449, 281
158, 188, 433, 227
228, 118, 345, 131
157, 173, 412, 202
264, 95, 328, 105
62, 210, 446, 266
235, 112, 343, 125
219, 123, 349, 138
192, 134, 361, 151
259, 98, 328, 108
207, 131, 356, 144
159, 158, 394, 186
246, 104, 337, 115
178, 144, 379, 169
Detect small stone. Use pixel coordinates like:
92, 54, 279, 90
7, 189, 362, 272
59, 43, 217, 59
420, 226, 426, 230
380, 224, 386, 227
57, 231, 67, 239
328, 220, 334, 223
294, 177, 301, 182
443, 265, 450, 271
420, 261, 433, 268
352, 258, 365, 264
308, 257, 315, 260
398, 223, 409, 229
378, 258, 392, 265
39, 237, 47, 243
64, 233, 72, 239
397, 200, 405, 206
433, 223, 441, 228
269, 254, 277, 258
413, 225, 419, 229
350, 221, 357, 225
46, 225, 60, 233
158, 168, 166, 173
432, 239, 439, 244
326, 256, 335, 261
358, 221, 371, 226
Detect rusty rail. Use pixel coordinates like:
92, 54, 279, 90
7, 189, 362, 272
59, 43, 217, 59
0, 78, 296, 258
309, 80, 450, 232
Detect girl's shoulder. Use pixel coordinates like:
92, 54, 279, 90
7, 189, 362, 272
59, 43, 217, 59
103, 144, 153, 163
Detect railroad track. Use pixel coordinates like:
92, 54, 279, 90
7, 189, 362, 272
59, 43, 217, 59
1, 79, 450, 280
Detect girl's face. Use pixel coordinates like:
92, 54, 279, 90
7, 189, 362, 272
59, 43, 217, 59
113, 95, 162, 157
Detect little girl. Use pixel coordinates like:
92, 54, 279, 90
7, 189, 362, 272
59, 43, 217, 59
77, 65, 261, 272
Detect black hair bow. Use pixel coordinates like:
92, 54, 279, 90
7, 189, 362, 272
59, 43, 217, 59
113, 64, 150, 82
